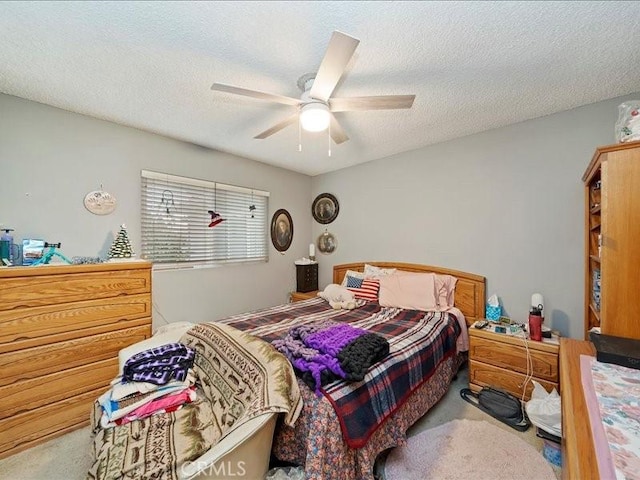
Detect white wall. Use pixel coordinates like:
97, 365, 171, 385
312, 93, 640, 339
3, 92, 637, 339
0, 93, 311, 329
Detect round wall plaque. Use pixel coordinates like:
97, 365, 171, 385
84, 190, 117, 215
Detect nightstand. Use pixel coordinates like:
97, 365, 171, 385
468, 323, 559, 401
290, 290, 319, 302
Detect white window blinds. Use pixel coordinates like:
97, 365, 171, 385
140, 170, 269, 267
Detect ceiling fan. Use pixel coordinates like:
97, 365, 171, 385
211, 31, 416, 145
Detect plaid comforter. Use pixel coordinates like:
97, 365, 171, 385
219, 297, 460, 448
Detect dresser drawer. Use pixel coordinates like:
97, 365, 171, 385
0, 268, 151, 311
470, 336, 558, 382
469, 359, 558, 401
0, 325, 150, 387
0, 294, 151, 353
0, 358, 117, 419
0, 387, 100, 458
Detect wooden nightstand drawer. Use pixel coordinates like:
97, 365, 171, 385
470, 336, 558, 382
469, 359, 558, 401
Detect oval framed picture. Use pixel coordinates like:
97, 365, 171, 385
271, 209, 293, 252
317, 231, 337, 255
312, 193, 339, 224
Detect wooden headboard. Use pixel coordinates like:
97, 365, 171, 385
333, 262, 486, 327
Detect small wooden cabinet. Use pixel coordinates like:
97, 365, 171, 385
469, 325, 559, 401
290, 290, 319, 302
296, 263, 318, 293
0, 261, 152, 458
583, 141, 640, 339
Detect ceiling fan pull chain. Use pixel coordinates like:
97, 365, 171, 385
328, 120, 332, 157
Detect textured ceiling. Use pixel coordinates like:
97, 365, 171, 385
1, 1, 640, 176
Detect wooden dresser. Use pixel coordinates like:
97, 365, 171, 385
469, 325, 559, 401
0, 261, 152, 458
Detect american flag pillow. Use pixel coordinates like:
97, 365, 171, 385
347, 279, 380, 301
345, 275, 364, 288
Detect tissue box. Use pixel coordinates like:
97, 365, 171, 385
486, 305, 502, 321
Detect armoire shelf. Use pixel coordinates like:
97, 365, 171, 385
583, 141, 640, 340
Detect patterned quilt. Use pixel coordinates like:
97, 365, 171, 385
88, 322, 302, 480
219, 297, 460, 449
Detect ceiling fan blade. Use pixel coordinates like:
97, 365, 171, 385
254, 113, 299, 139
329, 114, 349, 144
211, 83, 301, 106
330, 95, 416, 112
309, 31, 360, 102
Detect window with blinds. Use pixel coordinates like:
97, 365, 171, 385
141, 170, 269, 267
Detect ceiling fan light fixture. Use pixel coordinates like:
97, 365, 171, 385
300, 102, 330, 132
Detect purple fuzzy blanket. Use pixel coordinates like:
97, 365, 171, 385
272, 320, 389, 395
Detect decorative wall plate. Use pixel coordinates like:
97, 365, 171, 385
317, 230, 337, 254
84, 190, 117, 215
312, 193, 339, 224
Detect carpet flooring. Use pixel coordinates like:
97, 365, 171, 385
0, 368, 560, 479
384, 418, 556, 480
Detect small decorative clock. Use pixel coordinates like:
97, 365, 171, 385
84, 189, 117, 215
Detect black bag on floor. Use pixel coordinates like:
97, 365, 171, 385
460, 387, 531, 432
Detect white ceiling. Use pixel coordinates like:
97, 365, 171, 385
1, 1, 639, 176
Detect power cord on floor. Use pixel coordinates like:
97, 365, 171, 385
518, 331, 534, 420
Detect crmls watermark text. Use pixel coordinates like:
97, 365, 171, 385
181, 460, 246, 477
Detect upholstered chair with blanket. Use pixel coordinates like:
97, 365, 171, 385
89, 322, 295, 480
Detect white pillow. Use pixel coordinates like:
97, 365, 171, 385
340, 269, 365, 286
364, 263, 397, 279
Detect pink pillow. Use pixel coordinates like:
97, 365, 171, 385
435, 274, 458, 308
378, 272, 438, 311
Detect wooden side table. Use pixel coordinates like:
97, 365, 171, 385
290, 290, 319, 303
468, 323, 560, 400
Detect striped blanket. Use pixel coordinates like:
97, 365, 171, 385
88, 323, 301, 480
219, 298, 460, 448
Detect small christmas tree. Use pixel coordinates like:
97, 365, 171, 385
108, 224, 135, 259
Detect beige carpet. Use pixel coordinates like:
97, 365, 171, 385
384, 418, 556, 480
0, 368, 559, 479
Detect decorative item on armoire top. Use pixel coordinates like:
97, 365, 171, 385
271, 209, 293, 252
108, 224, 135, 259
615, 101, 640, 143
317, 229, 337, 254
84, 186, 117, 215
312, 193, 339, 224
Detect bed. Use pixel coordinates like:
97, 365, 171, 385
217, 261, 486, 480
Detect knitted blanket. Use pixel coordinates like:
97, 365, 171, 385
273, 320, 389, 395
88, 323, 302, 480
